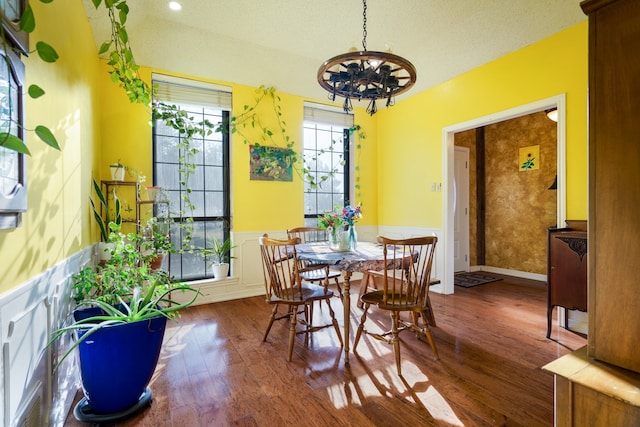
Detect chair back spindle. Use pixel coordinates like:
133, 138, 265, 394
286, 227, 344, 299
378, 236, 437, 310
259, 236, 303, 302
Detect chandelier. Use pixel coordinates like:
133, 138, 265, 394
317, 0, 417, 116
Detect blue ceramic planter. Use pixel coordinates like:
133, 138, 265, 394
74, 307, 167, 414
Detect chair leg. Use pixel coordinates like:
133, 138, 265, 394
357, 273, 368, 309
412, 311, 422, 338
333, 277, 343, 300
402, 309, 439, 361
423, 296, 437, 327
325, 298, 344, 347
353, 302, 370, 352
304, 304, 312, 345
263, 304, 278, 342
391, 311, 402, 375
287, 305, 298, 362
418, 309, 439, 361
312, 278, 326, 316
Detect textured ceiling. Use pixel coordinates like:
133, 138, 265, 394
83, 0, 586, 104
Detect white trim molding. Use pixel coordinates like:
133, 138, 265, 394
442, 94, 567, 295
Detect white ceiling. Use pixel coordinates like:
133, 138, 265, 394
83, 0, 586, 105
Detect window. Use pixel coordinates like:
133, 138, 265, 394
152, 74, 231, 281
0, 42, 26, 229
303, 102, 354, 227
1, 0, 29, 55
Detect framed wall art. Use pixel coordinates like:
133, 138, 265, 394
519, 145, 540, 171
249, 145, 294, 182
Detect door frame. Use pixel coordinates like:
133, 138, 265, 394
440, 94, 567, 294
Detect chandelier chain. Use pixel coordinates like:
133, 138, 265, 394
362, 0, 367, 51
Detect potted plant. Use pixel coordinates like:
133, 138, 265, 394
141, 217, 173, 270
200, 237, 236, 279
90, 178, 122, 262
50, 223, 198, 422
109, 161, 125, 181
145, 185, 160, 201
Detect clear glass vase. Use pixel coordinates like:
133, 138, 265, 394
328, 226, 340, 250
349, 225, 357, 251
338, 226, 351, 251
335, 225, 357, 251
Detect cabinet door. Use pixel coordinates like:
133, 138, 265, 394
549, 232, 587, 311
585, 0, 640, 373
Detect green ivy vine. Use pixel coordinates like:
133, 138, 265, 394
0, 1, 60, 154
91, 0, 218, 252
350, 124, 366, 202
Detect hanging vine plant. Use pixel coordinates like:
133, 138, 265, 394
350, 124, 366, 202
91, 0, 218, 252
224, 85, 301, 175
0, 1, 60, 154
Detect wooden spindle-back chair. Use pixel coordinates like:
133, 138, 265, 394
354, 235, 439, 375
286, 227, 343, 299
259, 235, 343, 361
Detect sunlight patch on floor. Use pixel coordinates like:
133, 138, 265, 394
322, 352, 464, 426
403, 361, 465, 426
324, 358, 463, 427
421, 384, 465, 426
160, 323, 195, 355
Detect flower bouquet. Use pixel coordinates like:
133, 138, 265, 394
319, 203, 362, 251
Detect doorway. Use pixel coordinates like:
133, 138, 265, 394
441, 95, 567, 294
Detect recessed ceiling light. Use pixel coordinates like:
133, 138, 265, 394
169, 1, 182, 11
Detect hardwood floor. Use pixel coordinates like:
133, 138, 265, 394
64, 274, 586, 426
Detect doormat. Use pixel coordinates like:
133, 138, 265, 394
454, 272, 503, 288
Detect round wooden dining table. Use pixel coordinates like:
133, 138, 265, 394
296, 241, 392, 363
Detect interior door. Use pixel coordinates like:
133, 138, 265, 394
454, 146, 470, 272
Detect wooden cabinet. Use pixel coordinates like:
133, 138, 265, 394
543, 347, 640, 427
545, 1, 640, 425
546, 221, 587, 338
582, 0, 640, 374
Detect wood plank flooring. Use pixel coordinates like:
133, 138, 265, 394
64, 274, 586, 426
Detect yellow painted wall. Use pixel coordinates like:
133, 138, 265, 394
376, 22, 588, 227
231, 87, 304, 231
0, 1, 101, 293
351, 112, 377, 224
98, 70, 378, 233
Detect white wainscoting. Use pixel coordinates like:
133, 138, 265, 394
0, 246, 91, 427
171, 231, 272, 306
